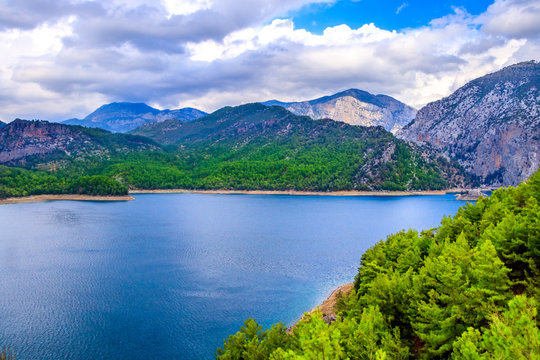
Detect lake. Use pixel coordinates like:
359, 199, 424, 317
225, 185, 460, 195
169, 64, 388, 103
0, 193, 466, 359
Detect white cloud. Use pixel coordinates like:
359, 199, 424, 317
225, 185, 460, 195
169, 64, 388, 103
162, 0, 213, 17
396, 2, 408, 14
481, 0, 540, 39
0, 0, 538, 121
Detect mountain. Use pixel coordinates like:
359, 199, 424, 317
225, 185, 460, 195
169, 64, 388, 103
130, 103, 469, 191
63, 102, 207, 133
0, 119, 159, 165
262, 89, 417, 133
397, 61, 540, 186
0, 120, 5, 128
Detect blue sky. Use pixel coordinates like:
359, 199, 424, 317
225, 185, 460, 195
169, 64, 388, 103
291, 0, 494, 32
0, 0, 538, 121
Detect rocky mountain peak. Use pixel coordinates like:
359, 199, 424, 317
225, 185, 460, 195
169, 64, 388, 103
264, 89, 416, 134
397, 61, 539, 186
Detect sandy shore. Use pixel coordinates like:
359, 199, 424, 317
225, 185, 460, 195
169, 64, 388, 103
130, 188, 466, 197
0, 188, 472, 205
0, 194, 135, 205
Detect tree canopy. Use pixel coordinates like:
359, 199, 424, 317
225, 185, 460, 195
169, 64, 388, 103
217, 169, 540, 359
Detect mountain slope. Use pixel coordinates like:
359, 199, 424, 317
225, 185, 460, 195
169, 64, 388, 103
63, 102, 207, 133
0, 119, 159, 165
127, 103, 469, 191
0, 120, 5, 128
397, 61, 540, 186
263, 89, 417, 133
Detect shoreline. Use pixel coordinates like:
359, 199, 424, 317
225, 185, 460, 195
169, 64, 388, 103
0, 187, 484, 205
130, 188, 469, 197
0, 194, 135, 205
291, 283, 354, 330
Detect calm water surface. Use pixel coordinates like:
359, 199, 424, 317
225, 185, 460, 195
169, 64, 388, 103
0, 193, 465, 359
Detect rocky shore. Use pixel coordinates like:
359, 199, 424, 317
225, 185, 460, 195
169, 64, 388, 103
292, 283, 354, 330
455, 189, 488, 201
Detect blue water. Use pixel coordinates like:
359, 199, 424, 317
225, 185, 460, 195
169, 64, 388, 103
0, 193, 465, 359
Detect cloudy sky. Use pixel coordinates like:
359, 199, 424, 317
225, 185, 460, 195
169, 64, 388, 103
0, 0, 538, 121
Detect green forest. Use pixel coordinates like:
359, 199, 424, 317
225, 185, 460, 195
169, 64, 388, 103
0, 166, 128, 198
0, 140, 459, 199
0, 106, 472, 199
67, 139, 453, 192
216, 169, 540, 359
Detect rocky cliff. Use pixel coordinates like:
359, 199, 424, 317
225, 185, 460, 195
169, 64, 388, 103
397, 61, 540, 186
63, 102, 207, 133
264, 89, 417, 133
0, 119, 158, 164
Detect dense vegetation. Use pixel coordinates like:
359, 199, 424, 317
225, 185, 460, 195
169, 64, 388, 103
0, 166, 128, 198
0, 105, 471, 197
69, 104, 468, 191
216, 170, 540, 359
57, 140, 454, 192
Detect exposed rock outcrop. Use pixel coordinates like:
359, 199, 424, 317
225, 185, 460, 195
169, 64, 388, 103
0, 119, 158, 164
264, 89, 416, 134
397, 61, 540, 186
455, 189, 487, 201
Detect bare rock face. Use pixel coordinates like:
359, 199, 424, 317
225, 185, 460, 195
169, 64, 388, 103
0, 120, 92, 163
265, 89, 417, 134
0, 119, 157, 164
397, 61, 540, 186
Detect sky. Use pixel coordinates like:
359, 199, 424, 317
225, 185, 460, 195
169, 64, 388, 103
0, 0, 538, 121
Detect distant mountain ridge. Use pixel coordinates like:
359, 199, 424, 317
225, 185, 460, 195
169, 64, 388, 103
63, 102, 207, 133
0, 119, 158, 165
397, 61, 540, 186
263, 89, 417, 133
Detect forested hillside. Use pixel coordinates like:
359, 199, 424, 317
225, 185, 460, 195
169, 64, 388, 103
0, 166, 128, 198
121, 103, 469, 191
0, 120, 156, 198
0, 119, 159, 165
217, 169, 540, 359
0, 106, 470, 197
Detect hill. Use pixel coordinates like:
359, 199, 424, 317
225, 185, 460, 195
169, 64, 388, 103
0, 119, 159, 166
397, 61, 540, 186
63, 102, 207, 133
125, 103, 468, 191
0, 165, 129, 199
262, 89, 417, 133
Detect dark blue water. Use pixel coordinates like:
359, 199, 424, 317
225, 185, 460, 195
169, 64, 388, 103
0, 193, 464, 359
